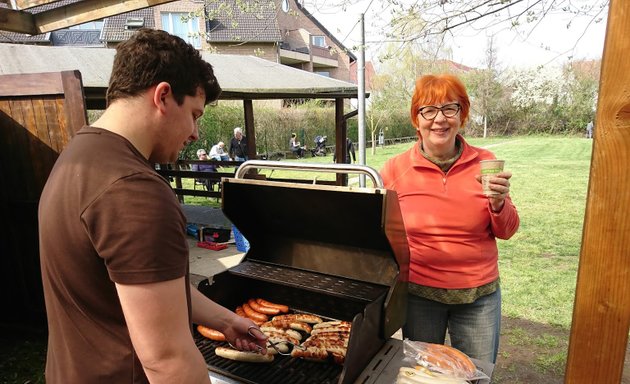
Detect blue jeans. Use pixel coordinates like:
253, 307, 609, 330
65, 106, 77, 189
235, 156, 247, 162
402, 288, 501, 363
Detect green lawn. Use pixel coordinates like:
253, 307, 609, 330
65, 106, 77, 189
254, 136, 592, 329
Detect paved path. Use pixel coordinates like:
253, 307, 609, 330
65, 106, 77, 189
182, 204, 245, 281
189, 237, 244, 281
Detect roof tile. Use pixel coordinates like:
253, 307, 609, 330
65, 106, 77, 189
101, 8, 156, 42
205, 1, 282, 43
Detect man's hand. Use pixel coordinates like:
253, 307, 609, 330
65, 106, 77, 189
222, 315, 268, 354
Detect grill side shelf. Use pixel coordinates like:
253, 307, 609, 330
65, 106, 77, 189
230, 261, 387, 302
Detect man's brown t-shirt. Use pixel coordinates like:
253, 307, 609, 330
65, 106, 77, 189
39, 127, 191, 383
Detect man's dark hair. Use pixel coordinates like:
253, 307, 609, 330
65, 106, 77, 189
106, 29, 221, 106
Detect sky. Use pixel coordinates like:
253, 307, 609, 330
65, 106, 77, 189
305, 0, 609, 70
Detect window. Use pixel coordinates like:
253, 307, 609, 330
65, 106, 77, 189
161, 12, 201, 48
69, 20, 103, 30
312, 35, 326, 48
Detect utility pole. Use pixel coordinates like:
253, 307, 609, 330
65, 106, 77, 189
358, 13, 366, 187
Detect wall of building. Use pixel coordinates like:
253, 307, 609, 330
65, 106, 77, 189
275, 0, 353, 82
153, 0, 210, 49
208, 42, 278, 62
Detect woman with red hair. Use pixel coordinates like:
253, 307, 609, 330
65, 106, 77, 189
380, 74, 520, 364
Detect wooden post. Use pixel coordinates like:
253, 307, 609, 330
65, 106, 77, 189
564, 0, 630, 382
243, 99, 256, 159
334, 98, 346, 185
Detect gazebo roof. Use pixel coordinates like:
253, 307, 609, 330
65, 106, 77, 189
0, 43, 360, 108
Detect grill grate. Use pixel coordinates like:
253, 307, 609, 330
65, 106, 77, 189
230, 261, 384, 302
196, 334, 342, 384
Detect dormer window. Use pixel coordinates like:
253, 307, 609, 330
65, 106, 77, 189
312, 35, 325, 48
125, 17, 145, 30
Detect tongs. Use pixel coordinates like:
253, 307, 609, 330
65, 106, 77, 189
266, 339, 306, 356
246, 326, 306, 356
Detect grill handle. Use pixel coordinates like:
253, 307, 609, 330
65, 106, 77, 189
234, 160, 384, 188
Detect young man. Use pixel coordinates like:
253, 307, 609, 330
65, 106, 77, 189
38, 29, 266, 384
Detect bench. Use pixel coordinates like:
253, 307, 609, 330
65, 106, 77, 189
157, 159, 342, 203
157, 160, 242, 202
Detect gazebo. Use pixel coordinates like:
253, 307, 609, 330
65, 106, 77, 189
0, 43, 362, 166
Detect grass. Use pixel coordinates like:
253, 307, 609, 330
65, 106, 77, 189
187, 136, 591, 328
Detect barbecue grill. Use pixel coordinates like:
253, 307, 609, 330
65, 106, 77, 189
196, 161, 409, 384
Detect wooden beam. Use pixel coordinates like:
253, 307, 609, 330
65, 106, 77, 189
0, 0, 178, 35
0, 72, 64, 96
0, 8, 38, 35
564, 0, 630, 382
14, 0, 63, 10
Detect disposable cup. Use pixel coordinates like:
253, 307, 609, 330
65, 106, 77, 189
480, 160, 505, 196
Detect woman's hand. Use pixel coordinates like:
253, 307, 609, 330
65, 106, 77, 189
221, 314, 268, 354
477, 171, 512, 212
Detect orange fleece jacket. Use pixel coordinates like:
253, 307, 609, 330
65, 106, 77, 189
380, 136, 520, 289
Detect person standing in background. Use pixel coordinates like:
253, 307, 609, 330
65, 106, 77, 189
586, 120, 594, 139
380, 74, 519, 364
229, 127, 248, 161
38, 29, 266, 384
333, 137, 356, 163
345, 137, 356, 163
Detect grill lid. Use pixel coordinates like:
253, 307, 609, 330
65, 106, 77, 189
221, 161, 409, 337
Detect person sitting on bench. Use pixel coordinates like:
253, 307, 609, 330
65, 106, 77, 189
289, 133, 306, 158
209, 141, 229, 161
192, 149, 217, 190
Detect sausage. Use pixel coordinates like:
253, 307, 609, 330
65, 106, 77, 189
310, 325, 351, 335
260, 326, 303, 341
235, 305, 246, 317
266, 342, 289, 355
313, 320, 352, 329
256, 298, 289, 313
215, 346, 274, 363
264, 331, 300, 346
272, 313, 323, 324
270, 319, 312, 334
248, 298, 280, 315
303, 335, 349, 348
242, 302, 269, 323
305, 331, 350, 340
197, 325, 226, 341
290, 345, 329, 361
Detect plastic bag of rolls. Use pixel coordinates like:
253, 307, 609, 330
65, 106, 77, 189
396, 340, 490, 383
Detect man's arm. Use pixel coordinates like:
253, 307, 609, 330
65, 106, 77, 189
116, 277, 211, 384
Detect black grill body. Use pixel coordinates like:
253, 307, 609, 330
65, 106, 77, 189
196, 177, 409, 384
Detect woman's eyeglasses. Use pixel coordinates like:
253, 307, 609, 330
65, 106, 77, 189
417, 103, 461, 120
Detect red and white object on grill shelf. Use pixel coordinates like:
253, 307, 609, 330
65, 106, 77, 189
397, 340, 490, 383
198, 297, 352, 365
